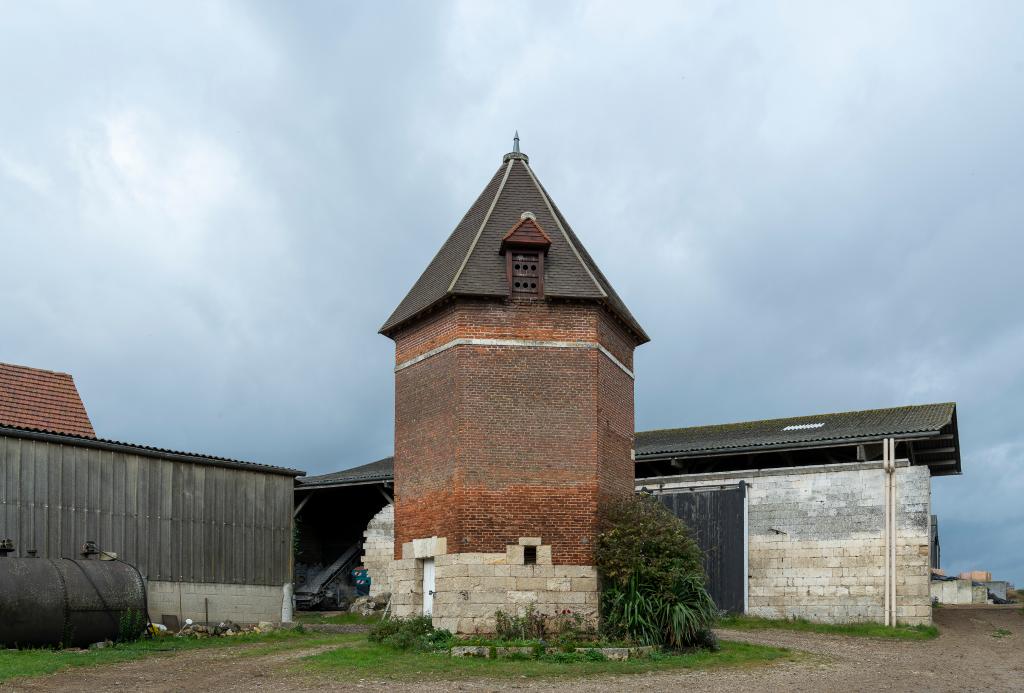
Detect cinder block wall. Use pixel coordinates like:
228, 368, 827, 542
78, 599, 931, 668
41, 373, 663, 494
648, 461, 933, 626
147, 581, 284, 625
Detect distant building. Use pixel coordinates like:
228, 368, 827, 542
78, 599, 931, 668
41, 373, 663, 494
0, 361, 302, 625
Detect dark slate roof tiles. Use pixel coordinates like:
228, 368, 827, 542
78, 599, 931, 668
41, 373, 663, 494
380, 154, 648, 341
381, 165, 507, 333
298, 456, 394, 487
635, 403, 957, 458
531, 171, 647, 341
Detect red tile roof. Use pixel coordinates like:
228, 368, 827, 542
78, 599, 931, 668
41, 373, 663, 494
501, 216, 553, 247
0, 362, 96, 438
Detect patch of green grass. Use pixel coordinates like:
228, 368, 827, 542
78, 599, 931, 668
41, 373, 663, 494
301, 637, 793, 681
718, 615, 938, 640
991, 628, 1012, 639
230, 633, 363, 658
294, 611, 381, 626
458, 636, 630, 649
0, 629, 354, 683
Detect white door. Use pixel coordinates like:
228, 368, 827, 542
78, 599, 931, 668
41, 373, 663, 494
422, 558, 435, 616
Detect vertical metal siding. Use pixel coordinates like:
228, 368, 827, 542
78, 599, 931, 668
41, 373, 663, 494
658, 484, 747, 613
0, 435, 293, 586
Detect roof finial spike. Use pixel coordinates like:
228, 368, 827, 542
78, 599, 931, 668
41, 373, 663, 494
503, 131, 528, 163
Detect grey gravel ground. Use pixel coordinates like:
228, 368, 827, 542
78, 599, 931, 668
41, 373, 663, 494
10, 606, 1022, 692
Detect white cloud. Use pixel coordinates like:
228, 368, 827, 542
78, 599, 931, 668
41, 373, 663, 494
0, 152, 51, 195
69, 110, 253, 263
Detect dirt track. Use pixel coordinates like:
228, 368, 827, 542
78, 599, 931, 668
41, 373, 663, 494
8, 606, 1022, 692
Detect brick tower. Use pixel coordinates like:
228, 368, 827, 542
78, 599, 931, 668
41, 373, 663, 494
380, 137, 648, 633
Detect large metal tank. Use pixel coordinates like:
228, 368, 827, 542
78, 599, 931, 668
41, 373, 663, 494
0, 557, 148, 648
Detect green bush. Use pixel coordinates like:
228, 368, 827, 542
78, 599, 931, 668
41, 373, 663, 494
368, 616, 453, 651
596, 494, 718, 650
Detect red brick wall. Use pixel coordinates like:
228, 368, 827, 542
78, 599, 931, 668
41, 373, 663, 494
394, 298, 636, 367
597, 354, 636, 502
392, 297, 640, 563
393, 302, 460, 366
456, 344, 598, 563
393, 348, 459, 552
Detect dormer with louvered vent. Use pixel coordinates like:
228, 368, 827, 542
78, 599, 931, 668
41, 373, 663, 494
500, 211, 551, 298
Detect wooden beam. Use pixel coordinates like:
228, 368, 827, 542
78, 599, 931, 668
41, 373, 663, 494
918, 446, 957, 455
293, 491, 314, 519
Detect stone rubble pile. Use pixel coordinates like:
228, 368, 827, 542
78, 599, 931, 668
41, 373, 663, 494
175, 620, 277, 638
348, 592, 391, 616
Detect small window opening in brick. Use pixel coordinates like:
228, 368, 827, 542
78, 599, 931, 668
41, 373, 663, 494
523, 546, 537, 565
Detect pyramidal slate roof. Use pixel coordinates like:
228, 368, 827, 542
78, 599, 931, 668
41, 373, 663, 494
380, 148, 648, 341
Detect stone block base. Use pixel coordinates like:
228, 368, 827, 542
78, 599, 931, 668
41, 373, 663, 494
361, 504, 396, 597
388, 536, 599, 634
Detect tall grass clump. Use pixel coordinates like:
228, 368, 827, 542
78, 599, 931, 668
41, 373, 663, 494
368, 616, 453, 652
596, 494, 718, 650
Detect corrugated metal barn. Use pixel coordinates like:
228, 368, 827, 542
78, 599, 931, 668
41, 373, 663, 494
0, 424, 302, 625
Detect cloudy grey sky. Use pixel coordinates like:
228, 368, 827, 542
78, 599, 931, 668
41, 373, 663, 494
1, 2, 1021, 584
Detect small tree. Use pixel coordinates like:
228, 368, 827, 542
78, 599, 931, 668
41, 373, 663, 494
596, 494, 718, 650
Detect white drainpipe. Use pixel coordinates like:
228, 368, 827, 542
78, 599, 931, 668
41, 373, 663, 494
882, 437, 898, 626
889, 438, 898, 626
882, 438, 890, 626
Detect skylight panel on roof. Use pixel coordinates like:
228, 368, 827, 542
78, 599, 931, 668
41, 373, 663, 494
782, 423, 825, 431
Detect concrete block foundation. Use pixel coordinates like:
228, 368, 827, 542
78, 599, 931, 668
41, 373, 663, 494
146, 580, 286, 625
643, 460, 934, 626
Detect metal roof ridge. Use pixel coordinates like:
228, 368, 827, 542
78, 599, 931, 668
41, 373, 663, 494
636, 402, 956, 437
0, 361, 76, 378
0, 422, 304, 476
447, 157, 515, 293
300, 471, 392, 485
